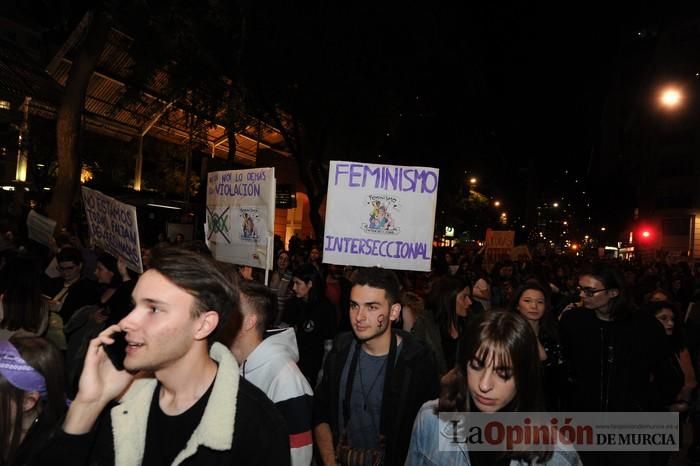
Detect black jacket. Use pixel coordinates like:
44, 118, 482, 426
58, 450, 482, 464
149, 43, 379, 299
560, 307, 682, 411
313, 330, 439, 466
36, 343, 290, 466
42, 277, 100, 322
282, 296, 337, 384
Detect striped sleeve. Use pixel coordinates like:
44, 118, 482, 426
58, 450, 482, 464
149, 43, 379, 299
268, 364, 314, 466
276, 393, 314, 466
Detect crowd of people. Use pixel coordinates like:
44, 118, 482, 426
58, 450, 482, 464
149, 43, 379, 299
0, 230, 698, 465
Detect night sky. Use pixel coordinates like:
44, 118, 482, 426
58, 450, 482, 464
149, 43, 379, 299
5, 2, 696, 241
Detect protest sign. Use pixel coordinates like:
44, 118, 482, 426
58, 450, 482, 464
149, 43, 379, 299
484, 229, 515, 269
26, 210, 56, 248
205, 168, 275, 269
485, 229, 515, 249
323, 161, 439, 272
81, 187, 143, 273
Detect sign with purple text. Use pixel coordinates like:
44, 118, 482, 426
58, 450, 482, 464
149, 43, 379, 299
323, 161, 439, 272
205, 168, 275, 269
81, 187, 143, 273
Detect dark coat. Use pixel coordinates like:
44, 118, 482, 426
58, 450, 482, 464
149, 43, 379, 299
560, 306, 682, 411
36, 343, 290, 466
313, 330, 440, 466
42, 277, 100, 322
282, 296, 337, 384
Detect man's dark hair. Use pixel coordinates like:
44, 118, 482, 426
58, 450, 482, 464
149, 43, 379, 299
239, 280, 277, 338
350, 267, 401, 305
57, 247, 82, 264
580, 263, 632, 320
149, 246, 239, 344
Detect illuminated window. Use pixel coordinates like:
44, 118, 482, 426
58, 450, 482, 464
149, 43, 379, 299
0, 100, 10, 110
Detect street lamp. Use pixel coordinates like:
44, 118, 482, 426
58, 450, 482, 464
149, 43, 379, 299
493, 200, 501, 207
659, 86, 683, 110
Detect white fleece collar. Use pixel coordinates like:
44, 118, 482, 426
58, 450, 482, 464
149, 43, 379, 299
111, 342, 240, 466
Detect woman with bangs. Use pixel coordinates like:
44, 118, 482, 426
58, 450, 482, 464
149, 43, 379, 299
404, 311, 581, 465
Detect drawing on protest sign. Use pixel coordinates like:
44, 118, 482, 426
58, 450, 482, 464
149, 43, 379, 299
81, 187, 143, 273
323, 161, 439, 272
205, 168, 275, 269
26, 210, 56, 248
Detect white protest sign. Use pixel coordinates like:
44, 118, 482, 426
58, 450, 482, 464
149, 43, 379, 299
323, 161, 439, 272
81, 187, 143, 273
205, 168, 275, 269
26, 210, 56, 247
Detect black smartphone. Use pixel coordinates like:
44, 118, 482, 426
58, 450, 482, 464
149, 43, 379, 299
103, 331, 127, 371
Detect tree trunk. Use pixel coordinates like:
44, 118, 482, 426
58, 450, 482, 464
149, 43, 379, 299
270, 110, 328, 239
306, 188, 325, 240
48, 10, 111, 230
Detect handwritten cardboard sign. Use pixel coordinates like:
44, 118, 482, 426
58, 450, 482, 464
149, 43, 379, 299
26, 210, 56, 248
205, 168, 275, 269
82, 187, 143, 273
323, 161, 439, 272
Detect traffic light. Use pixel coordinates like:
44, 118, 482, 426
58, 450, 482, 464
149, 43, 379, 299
636, 225, 656, 245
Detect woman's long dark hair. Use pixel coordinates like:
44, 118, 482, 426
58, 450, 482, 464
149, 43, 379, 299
426, 275, 470, 339
438, 311, 552, 462
644, 300, 686, 354
292, 263, 324, 302
0, 255, 43, 333
509, 280, 559, 344
0, 337, 65, 465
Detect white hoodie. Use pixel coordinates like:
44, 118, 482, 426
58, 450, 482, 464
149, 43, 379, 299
243, 328, 314, 466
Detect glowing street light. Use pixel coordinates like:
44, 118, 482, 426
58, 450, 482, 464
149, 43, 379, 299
552, 202, 559, 208
659, 87, 683, 109
494, 200, 501, 207
469, 177, 478, 185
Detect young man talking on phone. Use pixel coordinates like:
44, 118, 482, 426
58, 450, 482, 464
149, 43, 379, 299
40, 247, 290, 465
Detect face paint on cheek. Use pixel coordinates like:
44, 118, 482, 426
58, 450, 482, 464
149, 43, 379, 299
377, 314, 385, 329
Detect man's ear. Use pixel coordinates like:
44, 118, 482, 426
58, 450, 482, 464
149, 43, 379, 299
389, 303, 402, 322
195, 310, 220, 341
242, 312, 257, 332
608, 288, 620, 298
23, 391, 40, 413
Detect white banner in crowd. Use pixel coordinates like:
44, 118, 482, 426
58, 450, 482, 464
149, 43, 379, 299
26, 210, 56, 248
323, 160, 439, 272
205, 168, 275, 270
81, 187, 143, 273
